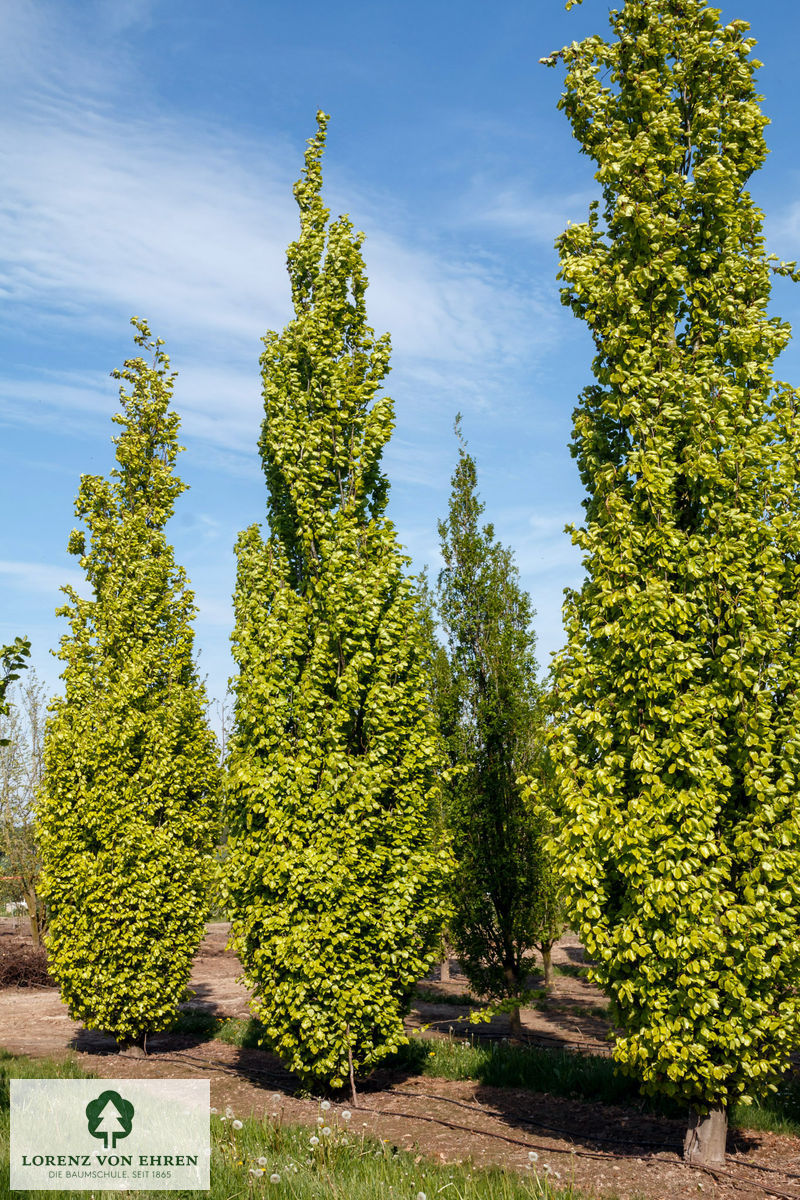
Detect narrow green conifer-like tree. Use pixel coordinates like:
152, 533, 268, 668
37, 320, 219, 1048
224, 114, 452, 1091
434, 423, 559, 1031
546, 0, 800, 1164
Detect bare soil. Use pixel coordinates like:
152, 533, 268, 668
2, 918, 799, 1200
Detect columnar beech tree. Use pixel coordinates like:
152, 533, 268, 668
434, 424, 559, 1032
224, 114, 451, 1090
546, 0, 800, 1165
37, 321, 219, 1048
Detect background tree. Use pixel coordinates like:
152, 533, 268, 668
224, 113, 452, 1093
0, 638, 30, 743
0, 669, 48, 944
546, 0, 800, 1165
37, 320, 219, 1050
433, 421, 560, 1033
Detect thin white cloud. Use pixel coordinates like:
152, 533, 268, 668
0, 103, 296, 346
464, 184, 596, 245
0, 10, 567, 468
0, 559, 85, 597
192, 594, 235, 629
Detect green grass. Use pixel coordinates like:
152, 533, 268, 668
548, 965, 592, 981
0, 1048, 587, 1199
414, 985, 479, 1006
394, 1037, 654, 1110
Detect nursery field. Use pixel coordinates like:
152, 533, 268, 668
2, 921, 800, 1200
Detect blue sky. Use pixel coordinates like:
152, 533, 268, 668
2, 0, 800, 717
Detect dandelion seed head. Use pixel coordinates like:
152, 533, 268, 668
341, 1110, 352, 1121
269, 1173, 281, 1184
320, 1100, 331, 1111
232, 1119, 243, 1130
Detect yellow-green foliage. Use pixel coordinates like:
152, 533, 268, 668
547, 1, 800, 1112
37, 321, 219, 1046
224, 115, 452, 1089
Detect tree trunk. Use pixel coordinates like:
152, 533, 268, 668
23, 888, 45, 948
503, 965, 523, 1037
118, 1033, 147, 1058
684, 1107, 727, 1166
542, 945, 553, 989
440, 958, 450, 983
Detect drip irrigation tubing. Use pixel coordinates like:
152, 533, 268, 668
387, 1086, 682, 1150
416, 1020, 615, 1056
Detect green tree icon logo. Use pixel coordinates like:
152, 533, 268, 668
85, 1090, 135, 1149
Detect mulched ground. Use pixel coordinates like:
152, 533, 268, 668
2, 918, 800, 1200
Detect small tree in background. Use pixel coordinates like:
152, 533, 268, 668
0, 638, 30, 740
433, 421, 561, 1032
547, 0, 800, 1165
37, 320, 219, 1050
0, 670, 48, 943
225, 113, 452, 1092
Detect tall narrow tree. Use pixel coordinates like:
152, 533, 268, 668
37, 320, 219, 1050
546, 0, 800, 1165
224, 113, 451, 1092
433, 423, 559, 1032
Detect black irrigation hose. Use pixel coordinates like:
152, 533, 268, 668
699, 1162, 800, 1200
416, 1018, 615, 1056
388, 1086, 682, 1151
728, 1155, 800, 1184
349, 1101, 618, 1164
